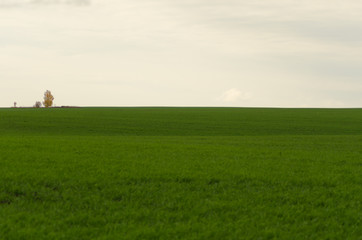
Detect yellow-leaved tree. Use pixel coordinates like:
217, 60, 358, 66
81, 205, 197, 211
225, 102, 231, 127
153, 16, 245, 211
43, 90, 54, 108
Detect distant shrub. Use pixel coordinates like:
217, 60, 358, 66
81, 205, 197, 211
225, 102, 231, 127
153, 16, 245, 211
34, 101, 42, 108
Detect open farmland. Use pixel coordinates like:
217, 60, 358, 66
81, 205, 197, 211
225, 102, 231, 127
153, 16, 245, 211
0, 107, 361, 239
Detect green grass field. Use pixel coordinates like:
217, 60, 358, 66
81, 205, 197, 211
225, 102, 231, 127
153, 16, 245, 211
0, 107, 361, 239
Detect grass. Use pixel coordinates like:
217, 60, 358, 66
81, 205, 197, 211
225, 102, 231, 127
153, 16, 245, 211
0, 107, 361, 239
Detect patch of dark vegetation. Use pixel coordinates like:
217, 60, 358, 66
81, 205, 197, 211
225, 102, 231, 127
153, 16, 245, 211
43, 182, 61, 192
112, 195, 124, 202
32, 191, 42, 201
59, 106, 80, 108
0, 198, 12, 205
9, 189, 26, 197
208, 178, 221, 185
125, 178, 152, 185
175, 177, 193, 183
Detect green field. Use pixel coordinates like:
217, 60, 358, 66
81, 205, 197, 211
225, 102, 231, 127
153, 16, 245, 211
0, 108, 361, 239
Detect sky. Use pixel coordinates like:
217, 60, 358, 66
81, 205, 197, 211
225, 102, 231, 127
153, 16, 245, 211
1, 0, 362, 108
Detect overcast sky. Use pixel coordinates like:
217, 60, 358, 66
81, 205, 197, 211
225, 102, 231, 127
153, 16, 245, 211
1, 0, 361, 107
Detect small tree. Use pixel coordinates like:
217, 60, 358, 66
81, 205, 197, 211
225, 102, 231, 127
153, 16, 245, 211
34, 101, 42, 108
43, 90, 54, 108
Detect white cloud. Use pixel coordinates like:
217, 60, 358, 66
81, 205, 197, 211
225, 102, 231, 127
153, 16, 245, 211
219, 89, 253, 103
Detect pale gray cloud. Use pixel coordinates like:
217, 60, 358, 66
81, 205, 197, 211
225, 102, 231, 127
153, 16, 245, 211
31, 0, 90, 5
0, 0, 361, 107
0, 0, 91, 8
